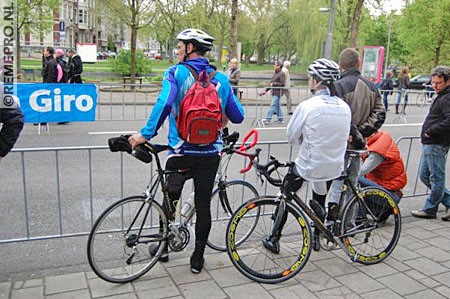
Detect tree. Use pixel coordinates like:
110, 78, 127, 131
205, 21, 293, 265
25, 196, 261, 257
98, 0, 154, 84
15, 0, 60, 73
399, 0, 450, 71
230, 0, 238, 60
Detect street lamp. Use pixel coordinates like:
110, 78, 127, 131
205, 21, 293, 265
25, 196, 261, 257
320, 0, 336, 59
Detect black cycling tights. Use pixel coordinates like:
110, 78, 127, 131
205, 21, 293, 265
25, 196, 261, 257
165, 155, 220, 245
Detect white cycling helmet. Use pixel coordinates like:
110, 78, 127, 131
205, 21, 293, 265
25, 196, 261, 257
307, 58, 340, 82
176, 28, 215, 51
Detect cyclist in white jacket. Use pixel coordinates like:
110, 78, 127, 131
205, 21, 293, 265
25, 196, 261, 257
263, 58, 351, 254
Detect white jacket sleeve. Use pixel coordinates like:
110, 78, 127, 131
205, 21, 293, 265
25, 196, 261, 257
286, 104, 307, 145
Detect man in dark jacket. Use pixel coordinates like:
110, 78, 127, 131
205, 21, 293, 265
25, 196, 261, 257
260, 61, 286, 124
327, 48, 386, 217
42, 47, 58, 83
0, 105, 24, 161
411, 65, 450, 220
67, 49, 83, 83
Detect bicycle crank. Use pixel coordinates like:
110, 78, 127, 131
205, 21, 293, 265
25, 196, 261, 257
168, 226, 190, 252
319, 235, 338, 251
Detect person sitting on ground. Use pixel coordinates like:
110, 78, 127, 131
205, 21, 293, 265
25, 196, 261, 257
358, 130, 407, 222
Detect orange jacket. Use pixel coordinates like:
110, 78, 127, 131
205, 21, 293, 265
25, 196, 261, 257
364, 131, 407, 191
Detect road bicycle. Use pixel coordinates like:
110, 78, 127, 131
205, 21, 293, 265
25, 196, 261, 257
415, 84, 435, 107
226, 150, 401, 284
87, 129, 260, 283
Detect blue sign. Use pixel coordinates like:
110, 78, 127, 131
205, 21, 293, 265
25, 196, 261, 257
16, 83, 97, 123
59, 21, 65, 32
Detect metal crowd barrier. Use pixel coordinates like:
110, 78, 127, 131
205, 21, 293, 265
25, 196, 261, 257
1, 137, 445, 245
95, 83, 310, 124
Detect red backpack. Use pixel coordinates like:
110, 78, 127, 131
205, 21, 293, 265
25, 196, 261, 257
176, 64, 222, 145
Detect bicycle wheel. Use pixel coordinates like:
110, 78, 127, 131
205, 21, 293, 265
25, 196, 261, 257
416, 93, 426, 107
208, 180, 259, 251
87, 195, 168, 283
226, 196, 312, 284
340, 187, 401, 265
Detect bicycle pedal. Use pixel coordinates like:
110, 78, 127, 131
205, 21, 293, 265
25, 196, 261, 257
319, 235, 338, 251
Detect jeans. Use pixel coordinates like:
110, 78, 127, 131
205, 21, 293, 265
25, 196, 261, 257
419, 144, 450, 214
329, 153, 361, 206
358, 176, 401, 204
396, 88, 408, 105
382, 92, 389, 110
266, 95, 283, 122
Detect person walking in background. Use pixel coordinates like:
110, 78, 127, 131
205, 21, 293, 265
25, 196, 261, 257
395, 67, 410, 114
380, 71, 394, 111
411, 66, 450, 220
260, 61, 285, 124
228, 57, 240, 97
282, 60, 293, 115
128, 28, 244, 273
67, 49, 83, 83
0, 104, 24, 162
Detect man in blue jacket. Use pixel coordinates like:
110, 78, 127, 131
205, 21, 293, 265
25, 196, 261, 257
129, 28, 245, 274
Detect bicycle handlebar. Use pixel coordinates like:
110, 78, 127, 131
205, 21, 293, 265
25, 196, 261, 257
253, 156, 287, 187
221, 128, 260, 174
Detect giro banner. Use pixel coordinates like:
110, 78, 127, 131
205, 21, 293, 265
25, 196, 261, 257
16, 83, 97, 123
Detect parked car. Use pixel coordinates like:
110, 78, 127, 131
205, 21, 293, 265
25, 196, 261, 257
408, 74, 431, 90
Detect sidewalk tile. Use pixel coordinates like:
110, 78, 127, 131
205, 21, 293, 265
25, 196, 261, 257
270, 283, 318, 298
361, 288, 403, 299
404, 257, 449, 276
398, 234, 430, 250
88, 278, 133, 298
391, 244, 421, 261
377, 273, 427, 296
314, 257, 360, 277
404, 227, 439, 240
224, 282, 273, 299
336, 272, 384, 293
45, 272, 87, 295
209, 266, 252, 288
0, 282, 10, 298
10, 286, 43, 299
296, 269, 341, 292
415, 246, 450, 263
46, 289, 90, 299
433, 271, 450, 288
22, 279, 43, 289
314, 286, 362, 299
405, 289, 446, 299
434, 285, 450, 298
133, 276, 179, 298
166, 265, 211, 285
425, 236, 450, 252
180, 280, 227, 299
357, 262, 398, 279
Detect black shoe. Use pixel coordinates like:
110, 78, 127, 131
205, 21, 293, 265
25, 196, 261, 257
190, 252, 205, 274
262, 237, 280, 254
411, 210, 436, 219
57, 122, 68, 125
149, 243, 169, 262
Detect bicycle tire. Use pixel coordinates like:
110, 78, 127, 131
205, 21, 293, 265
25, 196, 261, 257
87, 195, 168, 283
207, 180, 259, 251
226, 196, 312, 284
416, 93, 426, 107
340, 187, 401, 265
